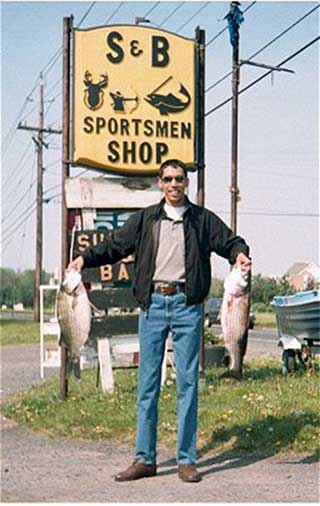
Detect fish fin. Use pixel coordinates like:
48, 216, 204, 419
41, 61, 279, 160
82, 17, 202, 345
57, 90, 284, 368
179, 83, 190, 99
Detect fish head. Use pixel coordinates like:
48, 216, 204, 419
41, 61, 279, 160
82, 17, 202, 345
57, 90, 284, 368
62, 268, 82, 295
224, 265, 251, 297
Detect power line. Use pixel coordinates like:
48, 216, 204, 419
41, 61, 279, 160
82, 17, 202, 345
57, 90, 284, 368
176, 2, 210, 33
2, 2, 97, 155
43, 192, 62, 203
2, 199, 37, 239
18, 153, 37, 270
158, 2, 186, 28
215, 210, 319, 217
43, 182, 62, 195
2, 141, 34, 193
206, 4, 319, 93
2, 150, 37, 207
44, 158, 61, 169
2, 204, 37, 247
104, 2, 124, 24
205, 36, 320, 117
144, 2, 161, 19
77, 1, 96, 27
2, 176, 37, 225
1, 100, 32, 155
206, 1, 257, 47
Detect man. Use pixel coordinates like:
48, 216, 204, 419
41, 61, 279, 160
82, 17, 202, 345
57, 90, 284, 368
68, 159, 251, 483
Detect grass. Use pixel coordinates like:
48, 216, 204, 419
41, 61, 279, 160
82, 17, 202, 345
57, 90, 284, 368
0, 310, 277, 348
0, 319, 40, 346
1, 358, 319, 459
255, 312, 276, 328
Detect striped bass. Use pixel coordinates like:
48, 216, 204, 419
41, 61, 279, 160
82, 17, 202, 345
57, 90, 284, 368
56, 269, 91, 379
221, 265, 251, 379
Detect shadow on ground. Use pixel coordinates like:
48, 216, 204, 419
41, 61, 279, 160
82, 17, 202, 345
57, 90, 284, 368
157, 412, 319, 477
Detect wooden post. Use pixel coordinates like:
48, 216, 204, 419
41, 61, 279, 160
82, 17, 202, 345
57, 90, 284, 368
60, 16, 72, 400
97, 338, 114, 394
195, 27, 206, 376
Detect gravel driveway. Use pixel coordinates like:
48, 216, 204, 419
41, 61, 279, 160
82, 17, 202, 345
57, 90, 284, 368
1, 338, 319, 502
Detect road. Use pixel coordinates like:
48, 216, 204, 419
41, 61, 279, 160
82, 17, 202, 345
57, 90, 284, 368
1, 331, 319, 503
1, 328, 280, 398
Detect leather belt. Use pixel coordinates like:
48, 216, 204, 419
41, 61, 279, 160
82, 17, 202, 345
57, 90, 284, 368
153, 282, 185, 295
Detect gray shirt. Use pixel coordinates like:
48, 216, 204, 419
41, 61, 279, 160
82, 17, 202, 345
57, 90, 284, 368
153, 204, 186, 283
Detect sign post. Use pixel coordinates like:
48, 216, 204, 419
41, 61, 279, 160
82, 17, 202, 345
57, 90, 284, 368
195, 27, 206, 375
60, 16, 73, 400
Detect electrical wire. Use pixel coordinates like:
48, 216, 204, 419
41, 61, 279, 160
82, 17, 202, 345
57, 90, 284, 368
2, 200, 37, 241
2, 204, 37, 250
215, 210, 319, 217
176, 2, 210, 33
2, 177, 37, 225
77, 1, 96, 27
206, 4, 320, 93
17, 153, 37, 269
2, 141, 34, 193
158, 3, 186, 28
104, 2, 124, 24
2, 1, 97, 156
144, 2, 161, 19
2, 99, 33, 155
205, 36, 320, 117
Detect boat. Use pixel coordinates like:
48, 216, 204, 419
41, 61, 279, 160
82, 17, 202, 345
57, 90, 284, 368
272, 289, 320, 342
271, 289, 320, 373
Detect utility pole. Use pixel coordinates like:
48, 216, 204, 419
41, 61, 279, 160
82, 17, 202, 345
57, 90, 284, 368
17, 74, 62, 322
225, 2, 294, 234
224, 1, 243, 234
230, 17, 240, 234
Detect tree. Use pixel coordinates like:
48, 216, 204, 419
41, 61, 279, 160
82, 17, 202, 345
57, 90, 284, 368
0, 268, 19, 306
251, 274, 296, 310
0, 268, 54, 308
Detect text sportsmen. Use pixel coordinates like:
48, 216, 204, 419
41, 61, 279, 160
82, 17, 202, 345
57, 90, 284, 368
83, 116, 192, 139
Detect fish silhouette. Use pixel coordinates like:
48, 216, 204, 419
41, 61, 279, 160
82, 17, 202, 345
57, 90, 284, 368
145, 84, 191, 116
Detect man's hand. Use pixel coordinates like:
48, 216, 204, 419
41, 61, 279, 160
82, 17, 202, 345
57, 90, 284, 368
67, 256, 84, 272
236, 252, 251, 268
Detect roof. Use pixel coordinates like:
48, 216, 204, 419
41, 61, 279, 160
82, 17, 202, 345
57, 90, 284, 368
285, 262, 312, 277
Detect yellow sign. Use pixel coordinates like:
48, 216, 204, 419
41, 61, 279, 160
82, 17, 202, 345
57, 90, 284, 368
72, 26, 196, 175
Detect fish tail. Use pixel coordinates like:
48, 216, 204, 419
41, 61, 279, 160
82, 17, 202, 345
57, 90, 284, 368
67, 356, 81, 380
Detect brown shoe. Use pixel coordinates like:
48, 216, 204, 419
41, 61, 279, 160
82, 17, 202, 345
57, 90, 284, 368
114, 460, 157, 482
178, 464, 202, 483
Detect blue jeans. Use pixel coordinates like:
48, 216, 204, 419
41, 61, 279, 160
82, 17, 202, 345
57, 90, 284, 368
135, 292, 201, 465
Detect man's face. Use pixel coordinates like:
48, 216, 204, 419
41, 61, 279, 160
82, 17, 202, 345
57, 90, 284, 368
158, 165, 189, 207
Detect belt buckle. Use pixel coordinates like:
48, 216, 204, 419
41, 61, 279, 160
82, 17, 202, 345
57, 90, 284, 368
161, 283, 177, 295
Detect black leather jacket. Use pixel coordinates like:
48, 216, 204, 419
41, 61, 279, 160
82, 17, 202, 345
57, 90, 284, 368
81, 197, 249, 309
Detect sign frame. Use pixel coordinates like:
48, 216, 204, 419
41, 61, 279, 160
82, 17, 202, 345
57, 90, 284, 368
71, 23, 201, 176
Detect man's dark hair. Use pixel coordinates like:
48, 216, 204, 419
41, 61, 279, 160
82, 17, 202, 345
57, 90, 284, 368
159, 159, 188, 178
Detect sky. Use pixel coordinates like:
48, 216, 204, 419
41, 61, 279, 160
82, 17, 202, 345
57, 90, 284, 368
1, 0, 319, 280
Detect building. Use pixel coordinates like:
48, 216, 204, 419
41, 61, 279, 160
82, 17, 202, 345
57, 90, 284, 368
284, 262, 320, 291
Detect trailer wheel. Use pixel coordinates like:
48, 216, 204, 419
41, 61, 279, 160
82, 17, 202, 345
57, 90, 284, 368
282, 349, 296, 375
297, 346, 313, 371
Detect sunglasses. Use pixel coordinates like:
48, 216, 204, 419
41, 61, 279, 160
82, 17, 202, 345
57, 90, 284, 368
161, 175, 186, 184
